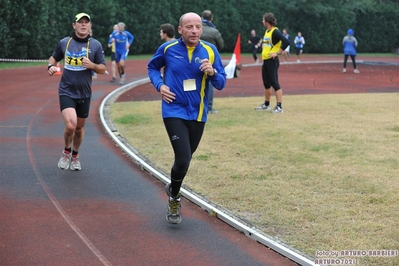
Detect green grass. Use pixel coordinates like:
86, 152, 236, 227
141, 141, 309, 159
110, 93, 399, 266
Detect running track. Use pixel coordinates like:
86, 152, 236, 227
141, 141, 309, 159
0, 54, 397, 265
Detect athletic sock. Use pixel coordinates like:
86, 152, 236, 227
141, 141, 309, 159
277, 102, 282, 108
265, 101, 270, 107
64, 147, 72, 154
72, 150, 78, 157
171, 169, 185, 198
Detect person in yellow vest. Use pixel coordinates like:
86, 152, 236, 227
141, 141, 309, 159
108, 24, 118, 82
255, 12, 290, 113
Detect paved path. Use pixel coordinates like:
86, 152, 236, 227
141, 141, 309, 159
0, 61, 298, 265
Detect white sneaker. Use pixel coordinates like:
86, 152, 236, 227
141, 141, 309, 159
342, 69, 346, 73
119, 74, 125, 84
255, 104, 271, 111
354, 69, 360, 74
297, 59, 300, 63
58, 151, 71, 170
272, 106, 284, 113
70, 155, 81, 171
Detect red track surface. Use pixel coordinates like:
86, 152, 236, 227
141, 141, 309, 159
0, 54, 397, 266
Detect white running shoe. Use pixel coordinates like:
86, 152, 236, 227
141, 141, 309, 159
70, 155, 81, 171
354, 69, 360, 74
272, 106, 284, 113
165, 184, 182, 224
255, 104, 271, 111
119, 74, 125, 84
58, 151, 71, 170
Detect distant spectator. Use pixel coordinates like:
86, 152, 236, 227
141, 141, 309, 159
342, 28, 359, 74
200, 9, 224, 114
282, 29, 291, 62
294, 32, 305, 62
248, 29, 262, 63
160, 23, 175, 42
254, 12, 289, 113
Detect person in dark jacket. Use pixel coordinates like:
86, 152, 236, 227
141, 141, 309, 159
342, 29, 359, 74
200, 10, 224, 114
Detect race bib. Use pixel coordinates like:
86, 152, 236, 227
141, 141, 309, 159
183, 79, 196, 91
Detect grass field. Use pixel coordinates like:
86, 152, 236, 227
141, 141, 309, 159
110, 93, 399, 266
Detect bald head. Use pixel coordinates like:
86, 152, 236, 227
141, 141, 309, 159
178, 12, 202, 47
179, 12, 201, 26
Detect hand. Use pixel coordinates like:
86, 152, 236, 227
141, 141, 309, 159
82, 57, 93, 69
199, 59, 215, 76
159, 85, 175, 103
48, 65, 56, 76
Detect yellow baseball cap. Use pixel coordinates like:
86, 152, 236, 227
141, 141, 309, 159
74, 13, 91, 22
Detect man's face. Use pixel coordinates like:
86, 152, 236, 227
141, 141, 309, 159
73, 18, 91, 37
118, 25, 125, 32
178, 13, 202, 47
160, 29, 166, 40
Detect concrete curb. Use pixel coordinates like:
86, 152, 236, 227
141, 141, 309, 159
99, 77, 316, 266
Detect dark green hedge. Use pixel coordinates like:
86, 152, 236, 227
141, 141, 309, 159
1, 0, 398, 59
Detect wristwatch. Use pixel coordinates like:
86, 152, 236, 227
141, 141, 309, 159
47, 64, 54, 70
212, 68, 218, 76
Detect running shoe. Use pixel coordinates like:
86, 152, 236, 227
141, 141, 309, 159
254, 104, 271, 111
110, 77, 116, 83
58, 151, 71, 170
354, 69, 360, 74
342, 69, 346, 73
70, 155, 81, 171
272, 106, 284, 113
208, 109, 219, 114
119, 74, 125, 85
165, 183, 182, 224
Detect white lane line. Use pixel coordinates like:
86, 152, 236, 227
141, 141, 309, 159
26, 102, 113, 266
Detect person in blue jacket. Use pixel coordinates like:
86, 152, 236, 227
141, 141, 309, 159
342, 28, 359, 74
148, 12, 226, 224
109, 22, 134, 84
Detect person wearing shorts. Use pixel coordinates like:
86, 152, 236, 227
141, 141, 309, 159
254, 12, 289, 113
108, 24, 118, 82
48, 12, 106, 171
109, 22, 134, 84
282, 29, 291, 62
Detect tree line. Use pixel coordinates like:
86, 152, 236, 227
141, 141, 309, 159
1, 0, 398, 59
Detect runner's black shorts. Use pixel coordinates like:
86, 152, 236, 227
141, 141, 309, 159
59, 95, 91, 118
111, 52, 116, 62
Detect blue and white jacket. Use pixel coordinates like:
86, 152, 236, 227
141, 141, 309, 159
342, 35, 358, 56
148, 38, 226, 122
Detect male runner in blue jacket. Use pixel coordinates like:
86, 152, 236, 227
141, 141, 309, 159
109, 22, 134, 84
148, 12, 226, 224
